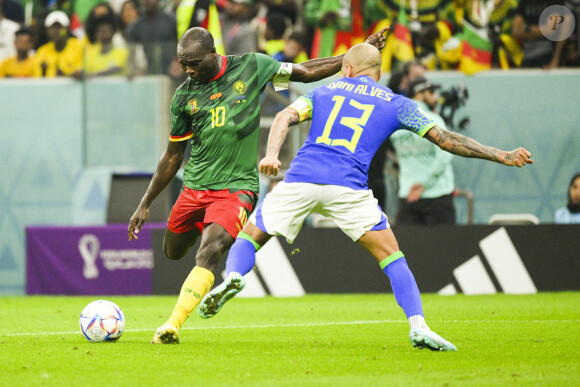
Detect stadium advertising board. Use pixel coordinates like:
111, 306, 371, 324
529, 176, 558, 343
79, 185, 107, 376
152, 225, 580, 296
26, 224, 579, 295
26, 224, 164, 295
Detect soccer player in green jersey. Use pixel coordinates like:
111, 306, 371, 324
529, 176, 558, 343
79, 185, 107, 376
128, 26, 389, 344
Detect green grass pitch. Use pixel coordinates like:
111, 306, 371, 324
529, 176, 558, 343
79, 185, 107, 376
1, 293, 578, 386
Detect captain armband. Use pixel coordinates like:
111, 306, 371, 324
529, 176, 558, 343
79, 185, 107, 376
272, 62, 292, 91
288, 97, 312, 122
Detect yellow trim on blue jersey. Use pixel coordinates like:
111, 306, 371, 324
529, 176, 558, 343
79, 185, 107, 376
417, 122, 437, 138
289, 96, 313, 122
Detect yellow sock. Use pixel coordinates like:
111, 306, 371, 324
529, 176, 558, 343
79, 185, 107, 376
166, 266, 214, 329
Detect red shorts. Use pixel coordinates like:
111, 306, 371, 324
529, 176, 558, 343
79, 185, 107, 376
167, 188, 258, 238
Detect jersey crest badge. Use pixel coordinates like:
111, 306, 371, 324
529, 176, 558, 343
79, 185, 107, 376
187, 99, 198, 115
233, 80, 247, 94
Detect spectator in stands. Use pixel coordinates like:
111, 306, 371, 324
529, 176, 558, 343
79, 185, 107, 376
262, 0, 297, 25
560, 37, 580, 66
74, 0, 110, 31
272, 31, 309, 63
0, 27, 35, 77
126, 0, 177, 75
173, 0, 226, 80
512, 0, 565, 68
29, 1, 75, 48
382, 0, 453, 70
82, 16, 129, 77
0, 1, 19, 63
175, 0, 224, 42
555, 173, 580, 224
1, 0, 24, 24
390, 77, 456, 225
304, 0, 352, 58
118, 0, 148, 75
34, 10, 84, 77
262, 12, 288, 56
119, 0, 140, 39
84, 2, 124, 45
222, 0, 259, 55
452, 0, 522, 69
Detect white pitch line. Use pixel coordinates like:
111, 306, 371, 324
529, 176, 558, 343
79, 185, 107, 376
1, 320, 404, 337
1, 319, 578, 338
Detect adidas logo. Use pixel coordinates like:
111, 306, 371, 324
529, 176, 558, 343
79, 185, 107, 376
439, 227, 537, 295
222, 238, 305, 298
220, 227, 536, 297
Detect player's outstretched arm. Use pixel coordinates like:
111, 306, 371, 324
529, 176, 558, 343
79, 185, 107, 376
128, 140, 187, 240
424, 125, 534, 167
259, 107, 301, 176
289, 27, 389, 83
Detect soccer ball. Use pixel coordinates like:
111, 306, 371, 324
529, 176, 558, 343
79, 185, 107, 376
79, 300, 125, 342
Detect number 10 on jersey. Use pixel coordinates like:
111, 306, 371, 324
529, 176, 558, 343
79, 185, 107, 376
211, 107, 226, 128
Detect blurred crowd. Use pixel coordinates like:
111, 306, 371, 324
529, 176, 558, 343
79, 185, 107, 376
0, 0, 579, 79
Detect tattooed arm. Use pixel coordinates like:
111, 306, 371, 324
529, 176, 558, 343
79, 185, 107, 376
259, 107, 301, 176
424, 125, 534, 167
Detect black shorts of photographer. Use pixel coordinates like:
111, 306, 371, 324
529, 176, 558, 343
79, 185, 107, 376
396, 193, 456, 225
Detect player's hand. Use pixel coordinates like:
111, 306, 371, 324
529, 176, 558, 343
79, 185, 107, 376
259, 156, 282, 176
504, 147, 534, 167
128, 206, 150, 241
365, 27, 389, 52
407, 183, 424, 203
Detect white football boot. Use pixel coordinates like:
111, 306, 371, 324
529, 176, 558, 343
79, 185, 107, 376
198, 272, 245, 319
410, 328, 457, 351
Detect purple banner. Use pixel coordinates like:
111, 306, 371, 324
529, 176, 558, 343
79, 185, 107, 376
26, 223, 166, 295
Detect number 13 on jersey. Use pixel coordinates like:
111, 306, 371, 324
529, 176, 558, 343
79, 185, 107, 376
316, 95, 375, 153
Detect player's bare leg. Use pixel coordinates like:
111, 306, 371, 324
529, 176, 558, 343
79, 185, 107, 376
162, 228, 200, 260
199, 221, 271, 319
358, 228, 457, 351
152, 224, 234, 343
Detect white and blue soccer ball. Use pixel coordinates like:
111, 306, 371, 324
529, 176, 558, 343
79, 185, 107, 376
79, 300, 125, 342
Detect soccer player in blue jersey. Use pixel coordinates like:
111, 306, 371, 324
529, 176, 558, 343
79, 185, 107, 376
198, 43, 534, 351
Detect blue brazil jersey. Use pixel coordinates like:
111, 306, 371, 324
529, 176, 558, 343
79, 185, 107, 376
284, 75, 437, 190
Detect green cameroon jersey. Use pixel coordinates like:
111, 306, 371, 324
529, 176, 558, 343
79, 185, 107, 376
169, 53, 283, 192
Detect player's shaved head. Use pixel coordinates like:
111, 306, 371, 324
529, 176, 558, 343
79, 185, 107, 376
176, 27, 222, 82
342, 43, 382, 81
178, 27, 215, 55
